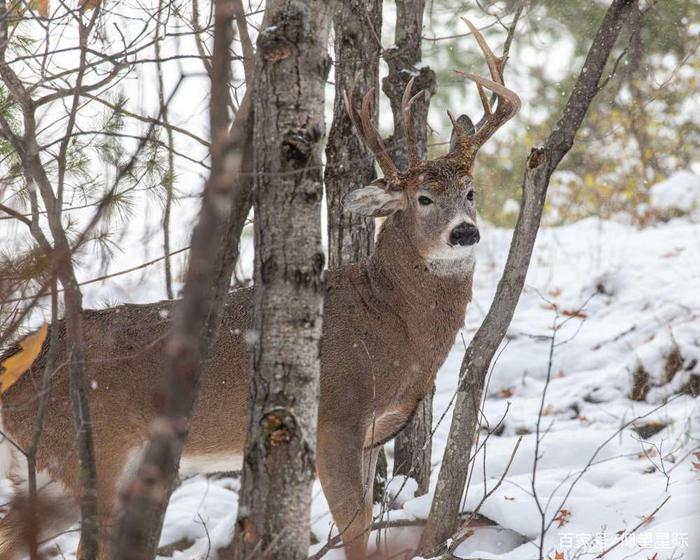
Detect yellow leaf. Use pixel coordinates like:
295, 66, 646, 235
0, 322, 48, 395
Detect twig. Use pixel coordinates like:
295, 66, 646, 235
594, 496, 670, 558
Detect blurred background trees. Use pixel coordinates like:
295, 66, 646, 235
418, 0, 700, 225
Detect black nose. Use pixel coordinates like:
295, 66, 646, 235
449, 222, 480, 246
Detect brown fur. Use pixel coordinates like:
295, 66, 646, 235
0, 177, 475, 559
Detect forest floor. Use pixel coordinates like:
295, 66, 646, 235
6, 187, 700, 560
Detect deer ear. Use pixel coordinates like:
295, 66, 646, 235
448, 114, 476, 152
343, 185, 405, 217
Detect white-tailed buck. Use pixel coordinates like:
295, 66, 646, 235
0, 20, 519, 560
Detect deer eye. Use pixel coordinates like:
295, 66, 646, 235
418, 195, 433, 206
467, 190, 475, 202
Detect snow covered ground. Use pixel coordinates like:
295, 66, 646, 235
5, 179, 700, 560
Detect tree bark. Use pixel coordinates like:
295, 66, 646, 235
382, 0, 437, 497
109, 2, 255, 557
228, 2, 332, 559
418, 1, 637, 555
325, 0, 388, 503
325, 0, 380, 268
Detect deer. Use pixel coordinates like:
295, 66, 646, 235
0, 20, 519, 560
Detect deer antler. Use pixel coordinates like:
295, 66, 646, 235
401, 76, 427, 167
344, 75, 426, 176
343, 79, 399, 178
448, 18, 521, 163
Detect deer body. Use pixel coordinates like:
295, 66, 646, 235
0, 208, 473, 559
1, 18, 519, 559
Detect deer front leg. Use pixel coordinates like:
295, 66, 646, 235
317, 427, 378, 560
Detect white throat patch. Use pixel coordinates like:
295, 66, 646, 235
426, 251, 476, 277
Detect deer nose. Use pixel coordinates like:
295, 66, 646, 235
449, 222, 480, 246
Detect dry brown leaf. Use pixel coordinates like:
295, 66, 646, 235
562, 308, 589, 319
0, 322, 48, 394
553, 509, 571, 528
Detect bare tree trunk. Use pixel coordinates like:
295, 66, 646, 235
325, 0, 380, 268
382, 0, 437, 497
228, 2, 332, 559
418, 1, 637, 555
110, 2, 255, 557
325, 0, 387, 502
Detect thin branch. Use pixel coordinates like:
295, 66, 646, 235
594, 497, 670, 558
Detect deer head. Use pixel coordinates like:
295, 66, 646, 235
343, 19, 521, 268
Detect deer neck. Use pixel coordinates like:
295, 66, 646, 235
366, 213, 474, 328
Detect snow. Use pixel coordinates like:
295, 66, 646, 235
142, 206, 697, 560
1, 172, 698, 560
650, 170, 700, 220
1, 3, 697, 558
4, 206, 700, 560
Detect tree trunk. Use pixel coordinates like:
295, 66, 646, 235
418, 1, 637, 555
109, 2, 255, 557
325, 0, 388, 503
325, 0, 380, 268
229, 2, 332, 559
382, 0, 436, 497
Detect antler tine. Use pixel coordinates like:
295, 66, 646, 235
359, 88, 399, 177
476, 83, 492, 116
462, 18, 504, 84
455, 70, 521, 144
450, 18, 521, 158
401, 76, 425, 167
343, 80, 399, 178
342, 78, 363, 139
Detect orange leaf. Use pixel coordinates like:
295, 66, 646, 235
554, 509, 571, 528
0, 323, 48, 394
79, 0, 100, 10
562, 308, 589, 319
498, 387, 514, 398
554, 552, 565, 560
37, 0, 49, 17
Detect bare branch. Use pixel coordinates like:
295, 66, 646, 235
418, 1, 638, 555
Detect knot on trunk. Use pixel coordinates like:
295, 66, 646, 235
282, 126, 322, 170
291, 251, 325, 290
258, 1, 309, 60
261, 410, 297, 449
382, 51, 437, 103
